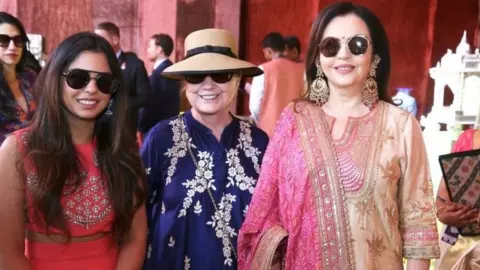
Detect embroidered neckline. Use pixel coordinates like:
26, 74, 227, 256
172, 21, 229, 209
157, 115, 261, 266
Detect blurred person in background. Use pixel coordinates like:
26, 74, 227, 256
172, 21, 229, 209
0, 12, 36, 146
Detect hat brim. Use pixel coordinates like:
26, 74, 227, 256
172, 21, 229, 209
161, 53, 263, 79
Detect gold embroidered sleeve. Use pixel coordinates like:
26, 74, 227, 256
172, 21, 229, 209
252, 226, 288, 270
398, 114, 440, 259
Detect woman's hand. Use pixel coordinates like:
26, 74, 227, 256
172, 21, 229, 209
437, 201, 478, 228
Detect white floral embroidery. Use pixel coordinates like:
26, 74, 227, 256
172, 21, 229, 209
207, 194, 237, 266
168, 236, 175, 247
223, 122, 261, 194
226, 148, 257, 194
178, 151, 216, 218
146, 167, 151, 175
238, 121, 261, 173
162, 119, 262, 265
243, 205, 249, 217
184, 256, 191, 270
194, 201, 202, 215
147, 244, 152, 259
164, 119, 189, 185
161, 202, 166, 214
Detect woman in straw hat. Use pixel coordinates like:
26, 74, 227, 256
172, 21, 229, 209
140, 28, 269, 269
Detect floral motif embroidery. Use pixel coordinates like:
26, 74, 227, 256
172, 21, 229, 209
354, 199, 375, 230
194, 201, 202, 215
184, 256, 191, 270
401, 200, 435, 226
26, 172, 38, 192
226, 148, 256, 194
238, 121, 261, 173
243, 205, 249, 217
380, 129, 394, 145
26, 171, 112, 229
225, 122, 261, 194
165, 118, 189, 185
206, 193, 237, 266
419, 178, 433, 197
380, 160, 399, 182
165, 119, 261, 193
161, 118, 261, 265
63, 175, 112, 228
385, 203, 399, 229
178, 151, 216, 218
168, 236, 175, 247
62, 171, 88, 195
161, 202, 166, 214
366, 232, 386, 270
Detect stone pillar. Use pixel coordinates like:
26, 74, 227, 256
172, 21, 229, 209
0, 0, 18, 15
16, 0, 93, 54
215, 0, 241, 114
215, 0, 241, 47
93, 0, 141, 55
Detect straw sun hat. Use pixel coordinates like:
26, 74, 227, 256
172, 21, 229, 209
162, 28, 263, 79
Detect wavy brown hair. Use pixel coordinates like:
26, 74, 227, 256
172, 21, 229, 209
0, 12, 30, 122
20, 32, 145, 244
304, 2, 393, 104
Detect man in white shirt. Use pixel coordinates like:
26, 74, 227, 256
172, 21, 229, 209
248, 32, 305, 137
249, 33, 284, 123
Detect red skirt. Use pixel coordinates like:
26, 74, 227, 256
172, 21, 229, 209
25, 236, 118, 270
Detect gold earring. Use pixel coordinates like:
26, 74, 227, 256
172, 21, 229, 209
310, 57, 329, 105
362, 54, 380, 109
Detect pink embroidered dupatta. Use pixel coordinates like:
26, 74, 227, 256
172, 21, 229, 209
238, 101, 356, 269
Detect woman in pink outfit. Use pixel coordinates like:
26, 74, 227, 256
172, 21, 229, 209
436, 129, 480, 270
238, 2, 440, 269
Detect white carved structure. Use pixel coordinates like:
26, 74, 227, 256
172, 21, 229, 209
422, 31, 480, 192
424, 31, 480, 132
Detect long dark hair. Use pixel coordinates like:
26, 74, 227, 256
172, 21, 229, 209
0, 12, 29, 121
21, 32, 145, 245
304, 2, 392, 103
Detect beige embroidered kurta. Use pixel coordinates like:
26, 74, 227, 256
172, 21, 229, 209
238, 101, 440, 269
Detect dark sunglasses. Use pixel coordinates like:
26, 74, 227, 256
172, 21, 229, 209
61, 68, 119, 94
184, 73, 234, 84
0, 34, 25, 48
319, 35, 371, 58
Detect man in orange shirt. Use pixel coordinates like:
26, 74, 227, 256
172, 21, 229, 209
249, 32, 305, 137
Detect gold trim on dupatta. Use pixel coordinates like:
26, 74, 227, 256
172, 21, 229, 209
252, 225, 288, 270
294, 101, 364, 270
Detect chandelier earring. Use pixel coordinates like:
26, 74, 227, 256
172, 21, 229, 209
104, 98, 114, 117
362, 54, 381, 109
309, 56, 329, 105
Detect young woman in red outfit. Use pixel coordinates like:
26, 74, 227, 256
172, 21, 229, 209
0, 32, 146, 269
